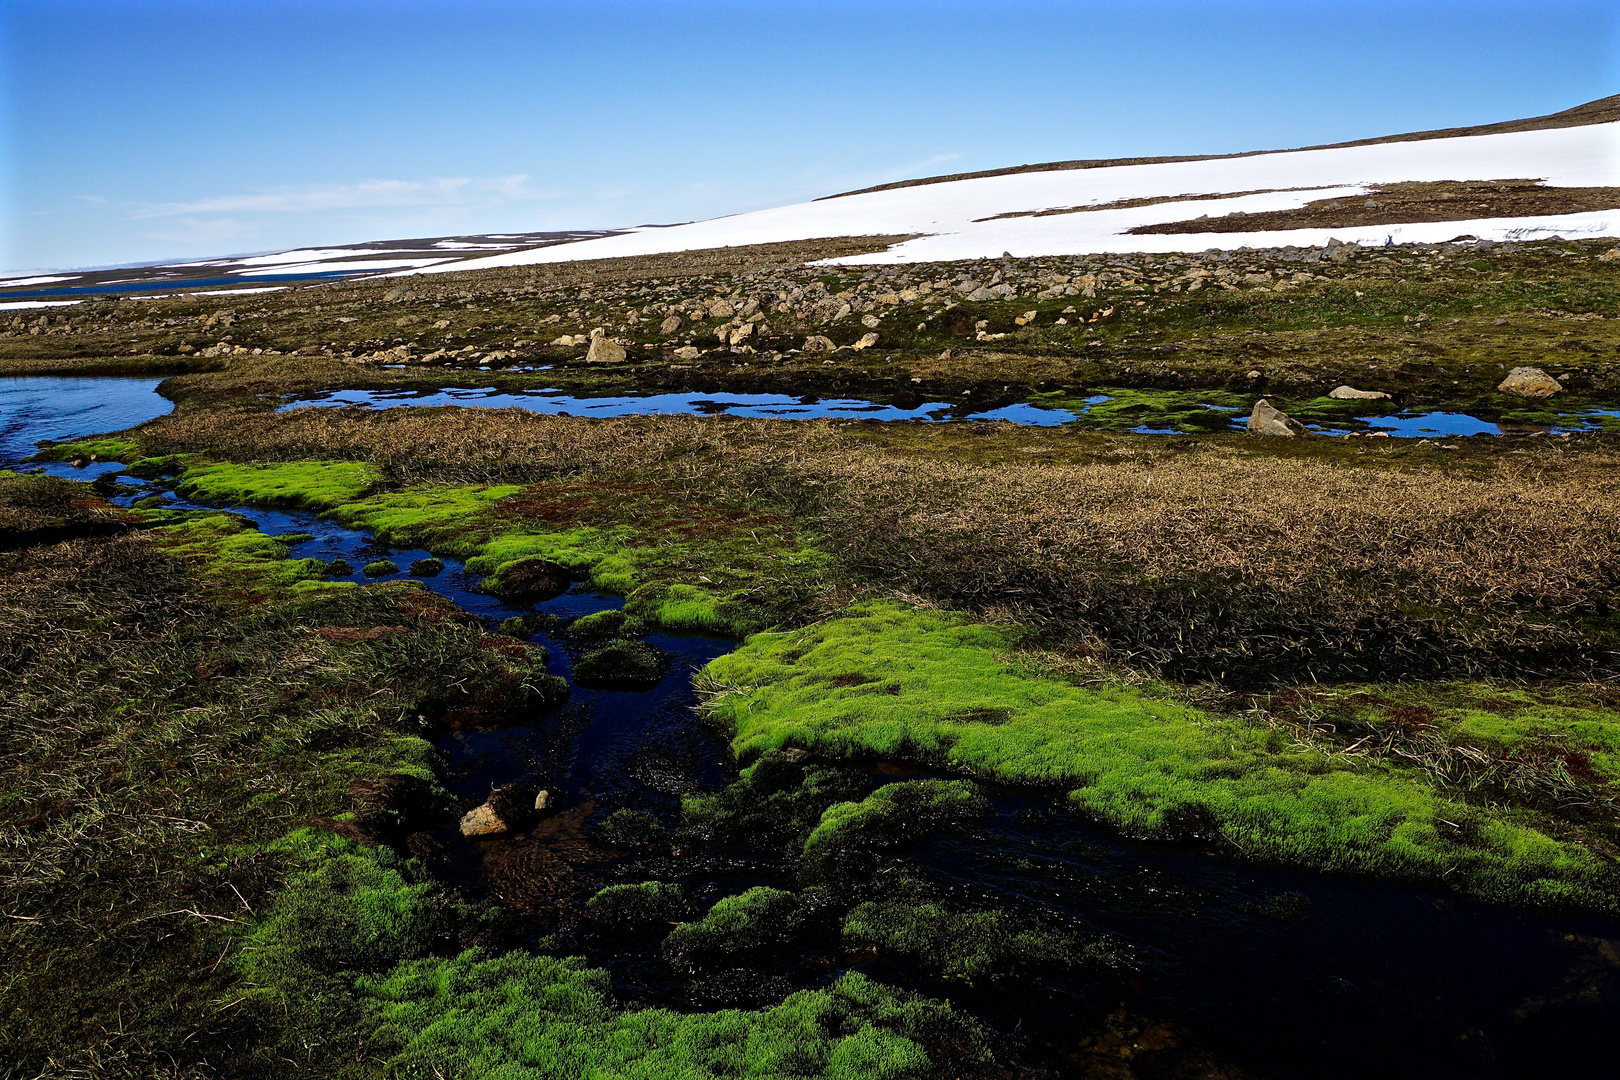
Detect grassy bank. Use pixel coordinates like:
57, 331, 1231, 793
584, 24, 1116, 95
0, 475, 1003, 1079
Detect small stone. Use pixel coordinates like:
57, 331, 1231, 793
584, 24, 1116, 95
1497, 366, 1562, 398
660, 314, 683, 334
852, 332, 879, 350
966, 287, 997, 302
801, 335, 836, 353
1328, 385, 1391, 400
860, 314, 880, 329
708, 299, 735, 319
781, 748, 812, 764
672, 346, 701, 360
534, 789, 553, 812
1013, 310, 1037, 326
1599, 248, 1620, 262
1247, 399, 1302, 437
586, 329, 627, 364
1246, 369, 1262, 380
459, 803, 507, 838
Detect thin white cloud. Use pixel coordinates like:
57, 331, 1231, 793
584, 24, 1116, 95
134, 175, 562, 218
145, 217, 257, 245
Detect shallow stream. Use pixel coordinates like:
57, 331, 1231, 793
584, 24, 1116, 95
5, 375, 1620, 1077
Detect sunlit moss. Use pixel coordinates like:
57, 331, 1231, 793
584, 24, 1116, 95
702, 601, 1618, 909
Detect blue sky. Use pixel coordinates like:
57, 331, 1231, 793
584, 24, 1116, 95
2, 0, 1615, 272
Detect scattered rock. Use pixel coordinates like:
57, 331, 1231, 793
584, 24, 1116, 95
672, 346, 702, 360
459, 802, 507, 838
801, 335, 836, 353
534, 789, 553, 812
1598, 248, 1620, 262
1497, 366, 1562, 398
860, 314, 881, 329
1246, 399, 1304, 437
852, 332, 879, 350
781, 748, 812, 765
1327, 385, 1391, 400
660, 314, 683, 334
1246, 369, 1262, 380
708, 299, 736, 319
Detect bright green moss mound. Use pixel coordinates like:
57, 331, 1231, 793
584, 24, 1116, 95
703, 602, 1617, 910
368, 954, 963, 1080
662, 886, 800, 964
177, 460, 380, 510
586, 881, 691, 928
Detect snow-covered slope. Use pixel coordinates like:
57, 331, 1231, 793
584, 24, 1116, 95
406, 120, 1619, 273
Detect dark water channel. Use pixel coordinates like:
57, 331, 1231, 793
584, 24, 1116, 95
6, 376, 1620, 1078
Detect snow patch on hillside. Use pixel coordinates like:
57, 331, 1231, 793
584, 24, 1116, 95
399, 121, 1619, 272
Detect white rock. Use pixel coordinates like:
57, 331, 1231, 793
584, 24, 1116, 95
672, 346, 702, 360
852, 332, 879, 350
1328, 385, 1391, 400
534, 789, 553, 812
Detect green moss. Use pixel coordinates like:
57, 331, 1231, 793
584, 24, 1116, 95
151, 514, 332, 596
682, 751, 869, 849
362, 559, 399, 577
574, 640, 666, 688
366, 958, 970, 1080
586, 881, 691, 928
568, 608, 642, 640
407, 557, 443, 577
703, 601, 1618, 909
326, 558, 354, 577
30, 435, 140, 462
802, 780, 990, 883
177, 460, 380, 510
593, 808, 667, 847
843, 897, 1113, 981
1041, 388, 1250, 433
662, 886, 800, 965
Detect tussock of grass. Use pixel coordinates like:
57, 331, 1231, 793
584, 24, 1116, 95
176, 459, 380, 510
703, 602, 1619, 909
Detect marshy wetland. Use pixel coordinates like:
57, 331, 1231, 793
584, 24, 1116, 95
4, 235, 1620, 1080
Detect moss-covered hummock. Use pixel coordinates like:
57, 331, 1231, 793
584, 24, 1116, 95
702, 601, 1619, 910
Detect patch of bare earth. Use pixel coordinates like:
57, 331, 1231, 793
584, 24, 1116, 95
1129, 180, 1620, 235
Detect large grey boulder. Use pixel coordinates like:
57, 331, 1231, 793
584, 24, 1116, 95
1497, 366, 1561, 398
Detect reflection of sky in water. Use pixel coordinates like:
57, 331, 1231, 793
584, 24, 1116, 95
0, 376, 172, 465
281, 386, 1079, 426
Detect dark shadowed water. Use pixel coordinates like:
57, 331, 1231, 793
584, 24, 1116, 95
8, 376, 1620, 1078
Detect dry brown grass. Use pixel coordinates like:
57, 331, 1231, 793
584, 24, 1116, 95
123, 406, 1620, 685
